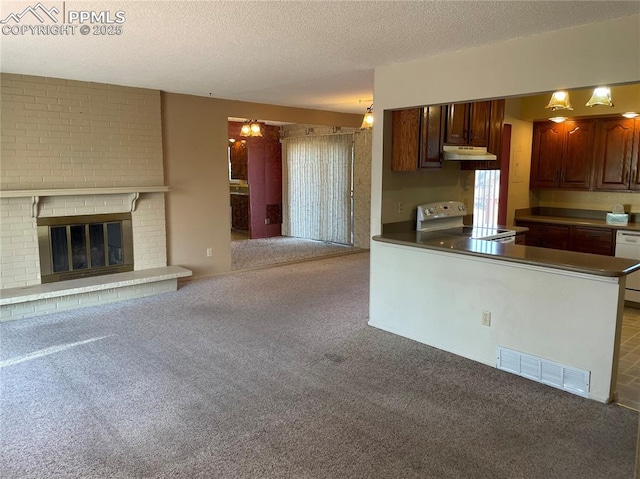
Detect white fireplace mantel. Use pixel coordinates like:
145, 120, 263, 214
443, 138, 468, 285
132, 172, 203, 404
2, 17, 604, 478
0, 186, 170, 217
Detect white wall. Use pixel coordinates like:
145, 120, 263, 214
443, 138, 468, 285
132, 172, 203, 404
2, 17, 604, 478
504, 98, 534, 225
372, 15, 640, 235
369, 241, 623, 403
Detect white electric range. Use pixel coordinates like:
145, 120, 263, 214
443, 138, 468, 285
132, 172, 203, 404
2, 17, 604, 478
416, 201, 516, 243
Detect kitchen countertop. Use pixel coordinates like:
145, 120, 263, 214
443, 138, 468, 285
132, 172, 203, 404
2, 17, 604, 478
373, 230, 640, 277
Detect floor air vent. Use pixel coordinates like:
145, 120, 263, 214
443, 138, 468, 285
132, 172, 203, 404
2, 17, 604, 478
496, 346, 590, 398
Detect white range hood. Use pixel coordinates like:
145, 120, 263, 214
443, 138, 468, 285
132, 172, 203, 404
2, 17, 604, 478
442, 145, 497, 161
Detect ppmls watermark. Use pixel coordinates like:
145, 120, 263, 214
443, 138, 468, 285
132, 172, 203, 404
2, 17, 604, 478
1, 2, 126, 36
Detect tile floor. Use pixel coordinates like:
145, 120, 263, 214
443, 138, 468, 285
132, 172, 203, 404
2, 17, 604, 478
617, 306, 640, 410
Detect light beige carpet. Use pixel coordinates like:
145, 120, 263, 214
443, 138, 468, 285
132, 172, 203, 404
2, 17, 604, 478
231, 235, 358, 270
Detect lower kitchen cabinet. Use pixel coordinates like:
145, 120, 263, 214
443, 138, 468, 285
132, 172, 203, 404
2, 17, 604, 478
518, 222, 571, 250
572, 226, 614, 255
514, 220, 614, 256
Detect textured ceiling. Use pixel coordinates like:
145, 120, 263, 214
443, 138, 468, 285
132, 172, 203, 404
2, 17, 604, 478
1, 1, 638, 113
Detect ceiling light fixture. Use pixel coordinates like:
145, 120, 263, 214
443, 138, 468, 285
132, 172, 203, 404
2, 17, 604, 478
585, 87, 613, 107
549, 117, 568, 123
240, 119, 263, 137
545, 91, 573, 111
360, 104, 374, 129
622, 112, 638, 119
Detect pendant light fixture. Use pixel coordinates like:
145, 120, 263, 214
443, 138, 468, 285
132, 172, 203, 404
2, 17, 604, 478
239, 119, 263, 137
545, 91, 573, 111
360, 104, 374, 129
585, 87, 613, 107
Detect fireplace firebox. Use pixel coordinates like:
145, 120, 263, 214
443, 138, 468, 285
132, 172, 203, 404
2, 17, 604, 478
37, 213, 134, 283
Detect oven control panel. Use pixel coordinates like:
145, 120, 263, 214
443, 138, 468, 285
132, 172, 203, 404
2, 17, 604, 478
416, 201, 467, 232
417, 201, 466, 220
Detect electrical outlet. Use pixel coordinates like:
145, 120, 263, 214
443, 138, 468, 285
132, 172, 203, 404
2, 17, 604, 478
481, 310, 491, 327
206, 248, 213, 257
397, 202, 404, 214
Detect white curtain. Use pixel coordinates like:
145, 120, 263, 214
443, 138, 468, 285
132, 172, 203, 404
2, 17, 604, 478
282, 134, 353, 244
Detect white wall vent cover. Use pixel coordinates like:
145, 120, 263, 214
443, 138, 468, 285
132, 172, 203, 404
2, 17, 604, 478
496, 346, 590, 398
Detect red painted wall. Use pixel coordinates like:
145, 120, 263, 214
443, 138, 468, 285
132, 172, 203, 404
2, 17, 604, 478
228, 122, 282, 238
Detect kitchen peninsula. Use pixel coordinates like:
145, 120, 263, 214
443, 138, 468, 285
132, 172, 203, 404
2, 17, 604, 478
369, 234, 640, 403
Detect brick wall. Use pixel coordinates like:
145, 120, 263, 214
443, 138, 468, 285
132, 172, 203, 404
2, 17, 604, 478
1, 73, 163, 189
0, 74, 167, 289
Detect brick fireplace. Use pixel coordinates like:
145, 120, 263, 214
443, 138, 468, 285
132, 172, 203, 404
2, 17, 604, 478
0, 74, 190, 320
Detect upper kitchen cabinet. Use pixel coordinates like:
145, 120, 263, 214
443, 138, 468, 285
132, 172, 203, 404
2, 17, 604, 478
594, 118, 638, 191
391, 106, 444, 171
419, 105, 444, 168
391, 108, 421, 171
530, 120, 594, 189
444, 100, 491, 147
460, 99, 506, 171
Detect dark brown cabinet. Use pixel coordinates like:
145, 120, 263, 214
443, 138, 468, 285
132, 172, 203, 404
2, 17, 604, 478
391, 106, 443, 171
420, 105, 444, 168
516, 221, 571, 250
530, 120, 594, 189
391, 108, 421, 171
572, 227, 614, 256
444, 101, 492, 147
459, 99, 506, 171
514, 220, 614, 256
594, 118, 637, 190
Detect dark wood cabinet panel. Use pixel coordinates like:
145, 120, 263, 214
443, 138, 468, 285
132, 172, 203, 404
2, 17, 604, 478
572, 226, 614, 256
594, 118, 636, 190
444, 103, 469, 145
462, 100, 506, 171
391, 108, 421, 171
469, 101, 492, 147
530, 123, 564, 188
230, 194, 249, 231
444, 101, 494, 149
419, 106, 444, 168
530, 120, 594, 190
516, 222, 570, 250
561, 120, 594, 189
514, 220, 614, 256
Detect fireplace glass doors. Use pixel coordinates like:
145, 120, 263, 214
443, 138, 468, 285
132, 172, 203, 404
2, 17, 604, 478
38, 213, 133, 283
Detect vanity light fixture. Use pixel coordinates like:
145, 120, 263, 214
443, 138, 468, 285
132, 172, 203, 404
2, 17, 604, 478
622, 112, 639, 119
585, 87, 613, 107
549, 117, 568, 123
545, 91, 573, 111
360, 104, 374, 129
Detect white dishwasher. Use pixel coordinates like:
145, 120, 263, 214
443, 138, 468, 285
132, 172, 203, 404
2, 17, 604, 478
615, 230, 640, 302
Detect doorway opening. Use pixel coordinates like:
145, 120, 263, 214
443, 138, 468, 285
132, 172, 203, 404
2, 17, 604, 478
228, 120, 361, 271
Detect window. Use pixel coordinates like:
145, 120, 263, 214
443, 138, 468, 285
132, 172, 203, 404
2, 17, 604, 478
473, 170, 500, 227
